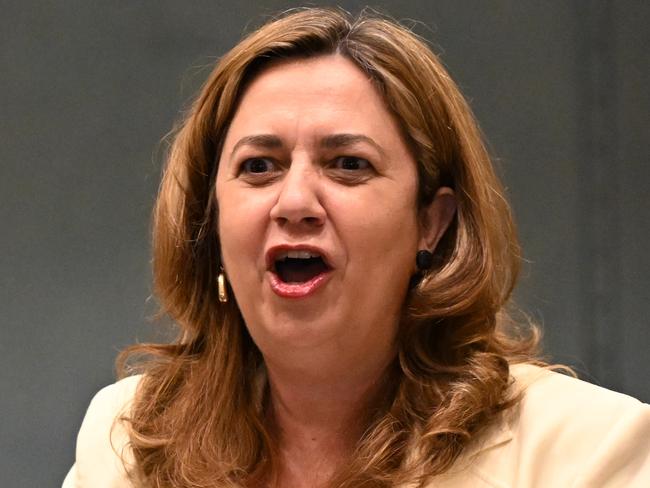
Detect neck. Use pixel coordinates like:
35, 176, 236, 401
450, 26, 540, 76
252, 315, 400, 488
262, 347, 397, 486
266, 346, 394, 452
269, 359, 393, 436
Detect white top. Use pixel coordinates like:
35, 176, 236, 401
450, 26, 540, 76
62, 364, 650, 487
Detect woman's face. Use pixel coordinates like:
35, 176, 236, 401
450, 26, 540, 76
216, 55, 441, 363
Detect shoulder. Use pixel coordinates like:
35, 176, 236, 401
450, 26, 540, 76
80, 375, 142, 429
458, 364, 650, 488
63, 375, 142, 488
511, 362, 646, 412
510, 363, 650, 451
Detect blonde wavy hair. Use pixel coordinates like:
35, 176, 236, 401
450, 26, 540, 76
118, 7, 541, 487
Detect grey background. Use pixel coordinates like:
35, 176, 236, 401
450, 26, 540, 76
1, 1, 648, 486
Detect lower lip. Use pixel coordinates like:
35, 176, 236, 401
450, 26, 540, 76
268, 271, 332, 298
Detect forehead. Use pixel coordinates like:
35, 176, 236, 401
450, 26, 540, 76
241, 54, 374, 106
222, 54, 407, 149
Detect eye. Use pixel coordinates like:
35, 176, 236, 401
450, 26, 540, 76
332, 156, 372, 171
328, 156, 375, 185
240, 158, 276, 174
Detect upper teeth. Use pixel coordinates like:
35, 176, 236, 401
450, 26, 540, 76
276, 250, 321, 260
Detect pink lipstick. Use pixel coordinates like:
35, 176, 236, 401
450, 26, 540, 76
268, 270, 332, 298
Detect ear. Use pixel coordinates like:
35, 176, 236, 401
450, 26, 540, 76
418, 186, 456, 252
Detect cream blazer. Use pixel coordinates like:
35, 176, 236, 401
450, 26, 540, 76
62, 364, 650, 487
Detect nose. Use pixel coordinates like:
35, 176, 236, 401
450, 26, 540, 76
269, 160, 326, 229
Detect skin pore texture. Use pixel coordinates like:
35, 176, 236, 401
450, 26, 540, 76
216, 55, 456, 487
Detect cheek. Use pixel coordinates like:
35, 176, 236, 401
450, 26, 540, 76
217, 187, 271, 272
366, 209, 418, 265
331, 185, 419, 269
331, 188, 419, 325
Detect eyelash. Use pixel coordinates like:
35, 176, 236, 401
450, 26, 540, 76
237, 155, 375, 182
240, 158, 276, 175
330, 156, 372, 171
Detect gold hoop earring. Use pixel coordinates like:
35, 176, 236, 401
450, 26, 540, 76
218, 268, 228, 303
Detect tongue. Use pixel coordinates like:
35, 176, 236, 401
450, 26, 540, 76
277, 258, 327, 283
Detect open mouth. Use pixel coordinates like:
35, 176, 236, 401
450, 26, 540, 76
274, 250, 330, 283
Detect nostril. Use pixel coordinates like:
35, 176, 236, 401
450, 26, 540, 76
273, 214, 324, 227
304, 216, 323, 225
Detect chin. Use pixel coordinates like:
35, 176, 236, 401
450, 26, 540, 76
245, 306, 348, 352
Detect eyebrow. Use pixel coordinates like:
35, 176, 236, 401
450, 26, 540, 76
229, 133, 385, 158
320, 133, 386, 157
230, 134, 283, 157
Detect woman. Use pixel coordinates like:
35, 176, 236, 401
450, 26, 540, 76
64, 8, 650, 488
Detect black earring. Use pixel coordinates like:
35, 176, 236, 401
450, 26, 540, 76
416, 250, 434, 271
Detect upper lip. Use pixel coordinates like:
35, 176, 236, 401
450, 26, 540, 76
265, 244, 333, 271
